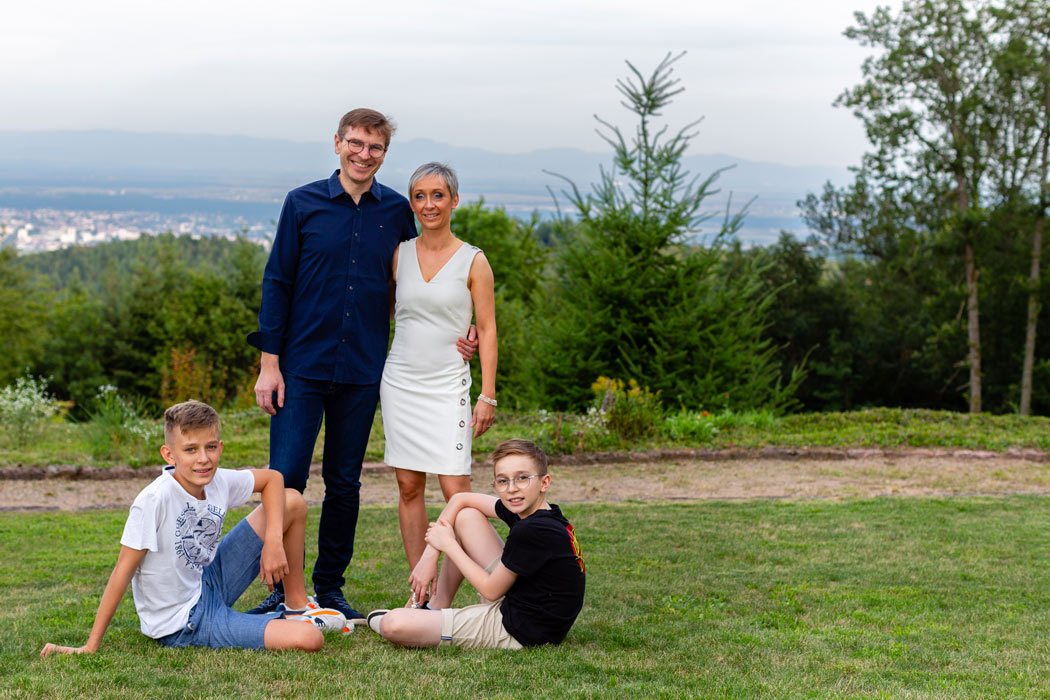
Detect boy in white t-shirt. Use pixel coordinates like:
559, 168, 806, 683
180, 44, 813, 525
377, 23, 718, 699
40, 400, 346, 656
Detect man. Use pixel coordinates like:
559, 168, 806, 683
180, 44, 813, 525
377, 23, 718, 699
247, 108, 475, 619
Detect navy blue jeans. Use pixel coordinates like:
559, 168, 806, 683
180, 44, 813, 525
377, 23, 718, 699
269, 372, 380, 595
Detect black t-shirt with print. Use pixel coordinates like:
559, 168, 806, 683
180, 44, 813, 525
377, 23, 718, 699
496, 501, 586, 646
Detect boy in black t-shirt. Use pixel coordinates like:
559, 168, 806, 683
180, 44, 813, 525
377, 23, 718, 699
366, 439, 585, 648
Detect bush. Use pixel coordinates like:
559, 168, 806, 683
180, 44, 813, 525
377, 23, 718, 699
592, 377, 663, 441
82, 385, 161, 465
0, 374, 58, 446
529, 408, 618, 455
663, 410, 720, 444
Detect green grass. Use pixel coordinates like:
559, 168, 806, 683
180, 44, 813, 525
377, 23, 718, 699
5, 497, 1050, 698
4, 407, 1050, 469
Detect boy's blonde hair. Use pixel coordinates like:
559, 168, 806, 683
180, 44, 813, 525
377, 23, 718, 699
490, 439, 548, 476
164, 400, 220, 444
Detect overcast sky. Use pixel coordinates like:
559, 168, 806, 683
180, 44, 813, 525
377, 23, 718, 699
3, 0, 899, 168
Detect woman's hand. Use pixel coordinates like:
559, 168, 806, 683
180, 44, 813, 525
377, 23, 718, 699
471, 399, 495, 438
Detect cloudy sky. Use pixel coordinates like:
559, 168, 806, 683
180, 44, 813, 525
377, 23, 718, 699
3, 0, 898, 167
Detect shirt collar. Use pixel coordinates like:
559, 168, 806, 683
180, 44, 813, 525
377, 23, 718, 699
328, 170, 385, 201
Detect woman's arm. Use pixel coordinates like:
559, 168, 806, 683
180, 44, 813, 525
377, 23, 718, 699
388, 245, 400, 320
468, 253, 497, 437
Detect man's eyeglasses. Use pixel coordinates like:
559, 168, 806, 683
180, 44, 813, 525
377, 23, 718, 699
341, 137, 387, 158
492, 474, 541, 492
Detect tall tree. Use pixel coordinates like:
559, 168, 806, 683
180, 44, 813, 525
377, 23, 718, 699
840, 0, 992, 412
989, 0, 1050, 414
540, 53, 798, 410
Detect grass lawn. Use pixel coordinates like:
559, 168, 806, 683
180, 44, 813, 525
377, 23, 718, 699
4, 497, 1050, 698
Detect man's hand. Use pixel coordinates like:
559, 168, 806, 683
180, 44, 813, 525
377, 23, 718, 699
456, 325, 479, 362
255, 352, 284, 416
259, 541, 289, 589
40, 643, 91, 658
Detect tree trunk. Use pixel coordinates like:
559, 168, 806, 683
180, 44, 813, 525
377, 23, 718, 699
1020, 214, 1044, 415
965, 240, 982, 413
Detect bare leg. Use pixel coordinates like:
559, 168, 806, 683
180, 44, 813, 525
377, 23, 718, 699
378, 608, 443, 647
244, 488, 324, 651
437, 474, 471, 503
395, 468, 429, 569
429, 506, 504, 609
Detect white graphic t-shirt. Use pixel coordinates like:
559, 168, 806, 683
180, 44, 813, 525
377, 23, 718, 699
120, 466, 254, 638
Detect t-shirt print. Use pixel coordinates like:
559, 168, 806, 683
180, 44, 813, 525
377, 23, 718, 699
173, 502, 225, 570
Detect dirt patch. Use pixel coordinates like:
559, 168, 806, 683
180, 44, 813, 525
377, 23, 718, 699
4, 449, 1050, 511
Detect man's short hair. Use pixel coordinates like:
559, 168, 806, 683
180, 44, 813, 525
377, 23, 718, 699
490, 439, 548, 476
409, 162, 459, 200
164, 400, 220, 444
338, 108, 396, 147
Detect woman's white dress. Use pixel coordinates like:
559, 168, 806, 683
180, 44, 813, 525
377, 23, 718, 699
380, 238, 479, 475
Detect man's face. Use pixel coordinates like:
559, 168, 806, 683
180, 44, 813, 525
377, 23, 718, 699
160, 426, 223, 498
334, 126, 388, 186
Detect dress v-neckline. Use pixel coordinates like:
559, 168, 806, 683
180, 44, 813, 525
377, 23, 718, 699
416, 239, 466, 284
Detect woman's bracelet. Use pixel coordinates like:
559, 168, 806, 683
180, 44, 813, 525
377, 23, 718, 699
478, 394, 498, 407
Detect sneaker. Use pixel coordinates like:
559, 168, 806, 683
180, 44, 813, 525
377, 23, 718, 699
285, 607, 347, 634
366, 609, 389, 634
315, 590, 365, 620
275, 596, 321, 615
247, 589, 284, 615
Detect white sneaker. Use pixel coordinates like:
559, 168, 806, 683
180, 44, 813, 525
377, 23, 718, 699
366, 609, 390, 635
285, 606, 346, 633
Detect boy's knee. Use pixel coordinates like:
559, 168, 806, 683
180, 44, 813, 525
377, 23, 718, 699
301, 627, 324, 652
284, 488, 307, 519
454, 506, 486, 533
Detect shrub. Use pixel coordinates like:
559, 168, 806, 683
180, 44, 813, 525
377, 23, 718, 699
663, 410, 720, 444
0, 374, 58, 446
82, 385, 160, 465
529, 408, 618, 455
592, 377, 663, 441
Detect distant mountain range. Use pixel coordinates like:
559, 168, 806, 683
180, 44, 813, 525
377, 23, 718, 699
0, 130, 852, 245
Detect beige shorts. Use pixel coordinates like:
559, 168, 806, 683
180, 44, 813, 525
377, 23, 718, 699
439, 557, 523, 650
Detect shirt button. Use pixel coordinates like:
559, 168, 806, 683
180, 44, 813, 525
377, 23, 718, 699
349, 285, 353, 290
345, 312, 350, 317
341, 338, 347, 343
351, 259, 356, 264
354, 233, 359, 237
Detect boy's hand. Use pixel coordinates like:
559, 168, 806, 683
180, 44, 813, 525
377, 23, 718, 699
40, 643, 91, 658
259, 541, 289, 588
424, 518, 456, 552
408, 549, 439, 605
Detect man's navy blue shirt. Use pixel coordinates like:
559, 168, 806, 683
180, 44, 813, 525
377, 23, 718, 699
248, 171, 416, 384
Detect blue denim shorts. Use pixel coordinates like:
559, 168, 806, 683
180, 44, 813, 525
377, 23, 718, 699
157, 518, 281, 650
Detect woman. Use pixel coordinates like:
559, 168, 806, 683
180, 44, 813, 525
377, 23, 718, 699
379, 162, 497, 579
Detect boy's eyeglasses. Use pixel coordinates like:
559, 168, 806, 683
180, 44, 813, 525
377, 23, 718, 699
492, 474, 541, 492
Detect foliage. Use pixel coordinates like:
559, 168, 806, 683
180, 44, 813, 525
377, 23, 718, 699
591, 376, 663, 440
528, 408, 618, 455
81, 386, 161, 466
11, 499, 1050, 697
0, 249, 51, 387
0, 374, 58, 447
540, 52, 800, 411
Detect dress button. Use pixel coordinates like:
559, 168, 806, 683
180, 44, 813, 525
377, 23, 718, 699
459, 399, 466, 406
461, 378, 467, 385
459, 420, 465, 427
456, 443, 463, 450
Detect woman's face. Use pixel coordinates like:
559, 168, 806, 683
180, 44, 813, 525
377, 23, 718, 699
410, 174, 459, 232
